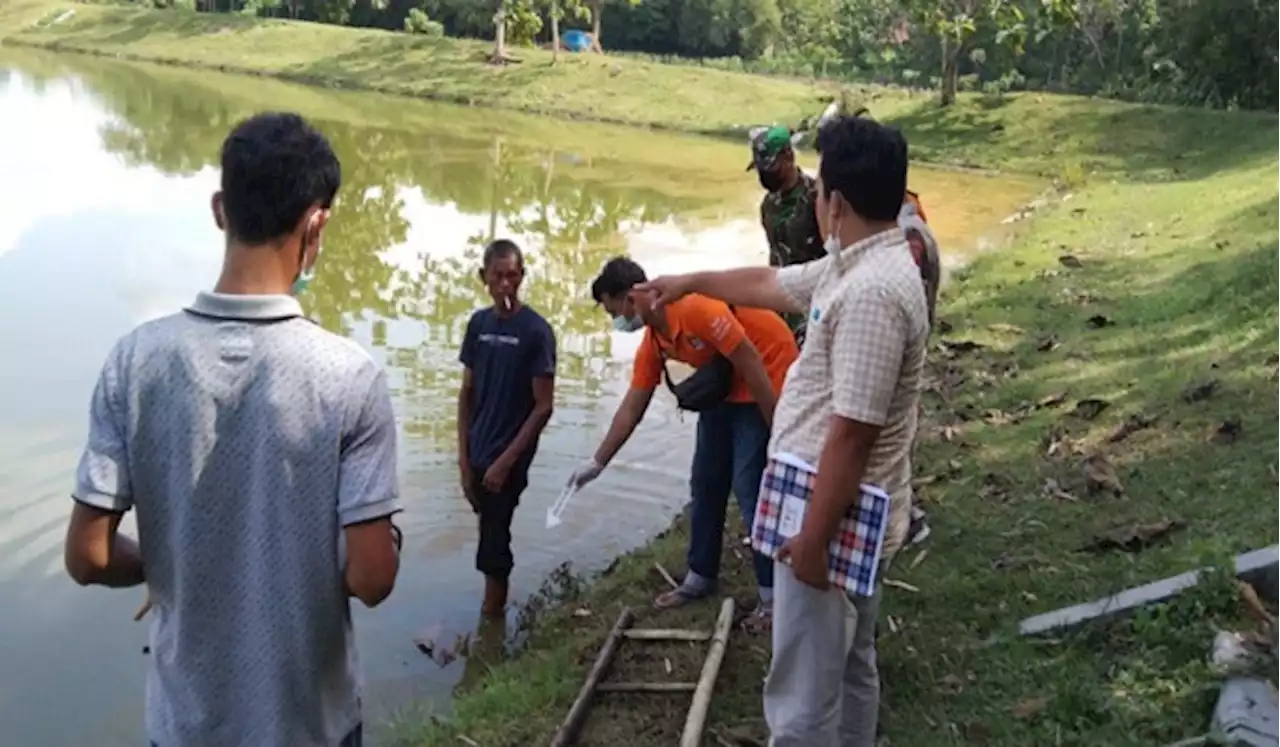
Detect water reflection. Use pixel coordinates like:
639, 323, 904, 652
0, 48, 1045, 747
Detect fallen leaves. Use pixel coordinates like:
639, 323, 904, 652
1082, 455, 1125, 496
1011, 696, 1050, 719
1108, 412, 1157, 442
1037, 391, 1069, 409
1209, 418, 1243, 444
1237, 581, 1276, 626
938, 672, 970, 695
988, 323, 1026, 335
983, 405, 1032, 426
884, 578, 921, 593
978, 472, 1013, 501
1035, 334, 1060, 352
940, 339, 986, 356
1182, 378, 1219, 403
1043, 425, 1081, 459
1041, 477, 1079, 502
1082, 518, 1184, 553
1058, 254, 1083, 268
1072, 397, 1111, 420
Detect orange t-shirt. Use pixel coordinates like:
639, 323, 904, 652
631, 294, 799, 403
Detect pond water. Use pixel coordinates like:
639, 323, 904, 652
0, 48, 1045, 745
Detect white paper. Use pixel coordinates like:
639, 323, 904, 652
778, 495, 806, 538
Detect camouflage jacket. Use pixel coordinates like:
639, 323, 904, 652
760, 171, 824, 336
760, 170, 825, 270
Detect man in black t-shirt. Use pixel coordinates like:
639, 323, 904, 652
457, 239, 557, 617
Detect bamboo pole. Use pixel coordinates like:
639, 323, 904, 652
596, 682, 696, 693
622, 628, 711, 642
550, 607, 635, 747
680, 597, 735, 747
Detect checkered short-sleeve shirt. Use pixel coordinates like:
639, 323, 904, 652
769, 228, 930, 559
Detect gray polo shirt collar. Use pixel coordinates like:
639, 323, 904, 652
186, 292, 304, 322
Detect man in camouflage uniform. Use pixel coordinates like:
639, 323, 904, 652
749, 123, 939, 547
749, 126, 825, 343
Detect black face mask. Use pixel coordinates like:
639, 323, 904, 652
757, 168, 786, 192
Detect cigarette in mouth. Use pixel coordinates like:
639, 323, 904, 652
502, 295, 512, 311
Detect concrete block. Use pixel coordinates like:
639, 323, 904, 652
1019, 546, 1279, 637
1235, 546, 1279, 602
1211, 678, 1279, 747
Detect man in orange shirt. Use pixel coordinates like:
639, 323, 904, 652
569, 257, 799, 630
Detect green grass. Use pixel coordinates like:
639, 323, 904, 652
3, 5, 1275, 744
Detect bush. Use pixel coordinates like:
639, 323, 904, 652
403, 7, 443, 36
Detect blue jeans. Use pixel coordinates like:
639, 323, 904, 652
688, 401, 773, 590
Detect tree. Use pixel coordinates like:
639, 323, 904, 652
492, 1, 507, 61
910, 0, 1026, 105
543, 0, 587, 63
585, 0, 640, 52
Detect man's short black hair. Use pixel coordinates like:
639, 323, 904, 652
591, 257, 647, 303
483, 238, 524, 269
219, 112, 341, 245
814, 115, 907, 223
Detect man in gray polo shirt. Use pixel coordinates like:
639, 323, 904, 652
62, 112, 403, 747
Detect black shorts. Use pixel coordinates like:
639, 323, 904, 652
469, 464, 527, 579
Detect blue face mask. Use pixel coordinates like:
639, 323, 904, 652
292, 217, 324, 296
290, 267, 314, 296
612, 314, 644, 333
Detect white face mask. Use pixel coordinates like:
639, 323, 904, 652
822, 193, 843, 255
823, 216, 843, 255
823, 232, 842, 255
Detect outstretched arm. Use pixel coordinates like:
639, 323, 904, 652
659, 267, 798, 313
593, 386, 654, 467
638, 258, 827, 317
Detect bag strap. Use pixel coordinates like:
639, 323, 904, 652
650, 304, 737, 394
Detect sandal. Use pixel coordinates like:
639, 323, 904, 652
739, 604, 772, 634
653, 583, 714, 610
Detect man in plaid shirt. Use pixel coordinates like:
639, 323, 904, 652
638, 114, 929, 746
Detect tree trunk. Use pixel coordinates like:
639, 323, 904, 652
491, 1, 507, 64
940, 36, 959, 106
589, 0, 604, 52
550, 0, 560, 64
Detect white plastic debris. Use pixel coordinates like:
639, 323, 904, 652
1211, 631, 1254, 672
1211, 678, 1279, 747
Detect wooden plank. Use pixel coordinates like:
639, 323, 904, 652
551, 607, 635, 747
680, 598, 735, 747
597, 682, 697, 693
622, 628, 711, 642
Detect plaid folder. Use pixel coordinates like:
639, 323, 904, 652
750, 453, 890, 597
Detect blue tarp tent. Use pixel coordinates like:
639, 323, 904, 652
562, 29, 592, 52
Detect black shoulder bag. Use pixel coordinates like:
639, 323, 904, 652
652, 306, 738, 413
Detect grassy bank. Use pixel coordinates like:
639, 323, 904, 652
2, 0, 1276, 186
393, 96, 1274, 747
0, 0, 845, 135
